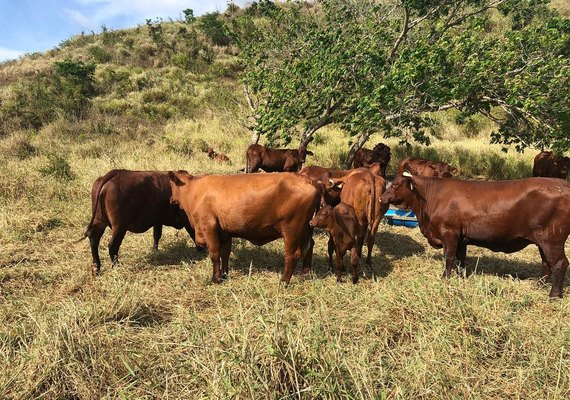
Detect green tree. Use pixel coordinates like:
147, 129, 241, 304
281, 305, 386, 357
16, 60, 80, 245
239, 0, 569, 164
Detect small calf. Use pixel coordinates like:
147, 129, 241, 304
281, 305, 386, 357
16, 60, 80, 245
206, 147, 231, 164
309, 203, 362, 283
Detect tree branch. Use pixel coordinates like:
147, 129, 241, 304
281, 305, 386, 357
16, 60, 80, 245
388, 5, 409, 62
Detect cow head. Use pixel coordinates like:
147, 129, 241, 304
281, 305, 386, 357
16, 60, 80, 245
168, 170, 192, 205
309, 204, 334, 229
380, 171, 416, 208
429, 162, 457, 178
557, 157, 570, 178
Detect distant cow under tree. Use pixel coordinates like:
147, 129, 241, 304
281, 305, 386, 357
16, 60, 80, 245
398, 157, 457, 178
533, 151, 570, 179
80, 169, 196, 275
352, 143, 391, 177
246, 139, 313, 173
169, 171, 320, 283
310, 203, 362, 283
380, 173, 570, 298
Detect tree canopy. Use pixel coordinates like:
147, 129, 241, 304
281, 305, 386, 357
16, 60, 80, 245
236, 0, 569, 164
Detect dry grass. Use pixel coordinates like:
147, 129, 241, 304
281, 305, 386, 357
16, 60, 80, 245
1, 116, 569, 399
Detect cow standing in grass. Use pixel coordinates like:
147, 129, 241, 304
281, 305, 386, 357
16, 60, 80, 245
245, 139, 313, 173
380, 172, 570, 298
533, 151, 570, 179
398, 157, 457, 178
168, 171, 320, 283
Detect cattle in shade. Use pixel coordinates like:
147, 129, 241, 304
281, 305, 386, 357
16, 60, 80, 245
80, 169, 196, 275
168, 171, 320, 283
352, 143, 391, 177
310, 203, 362, 283
398, 157, 457, 178
380, 173, 570, 298
245, 140, 313, 173
533, 151, 570, 180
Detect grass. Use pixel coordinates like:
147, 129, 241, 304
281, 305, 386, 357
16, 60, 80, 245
1, 116, 569, 399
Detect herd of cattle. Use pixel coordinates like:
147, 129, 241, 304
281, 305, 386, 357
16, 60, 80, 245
80, 143, 570, 298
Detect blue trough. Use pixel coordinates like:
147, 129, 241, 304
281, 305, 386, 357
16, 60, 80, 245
384, 205, 418, 228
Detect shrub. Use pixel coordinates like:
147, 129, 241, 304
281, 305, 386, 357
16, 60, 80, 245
88, 46, 112, 63
198, 13, 232, 46
39, 153, 74, 181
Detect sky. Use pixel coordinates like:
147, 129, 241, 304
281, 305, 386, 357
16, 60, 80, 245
0, 0, 249, 62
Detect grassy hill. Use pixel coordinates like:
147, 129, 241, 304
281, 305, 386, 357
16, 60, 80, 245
0, 4, 569, 399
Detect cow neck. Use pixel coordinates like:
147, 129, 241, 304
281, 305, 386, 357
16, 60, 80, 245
406, 176, 435, 237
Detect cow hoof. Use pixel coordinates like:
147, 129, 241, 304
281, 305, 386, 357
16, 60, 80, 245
279, 280, 290, 288
352, 278, 359, 284
221, 272, 229, 280
91, 266, 101, 277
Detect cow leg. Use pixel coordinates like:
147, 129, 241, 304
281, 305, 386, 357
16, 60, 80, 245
541, 243, 568, 298
334, 247, 345, 283
365, 230, 375, 267
538, 247, 551, 283
442, 238, 459, 278
301, 238, 314, 276
455, 243, 467, 278
350, 247, 360, 284
108, 227, 127, 267
220, 239, 232, 280
152, 224, 162, 251
281, 239, 303, 284
88, 223, 106, 275
327, 235, 335, 270
205, 233, 223, 283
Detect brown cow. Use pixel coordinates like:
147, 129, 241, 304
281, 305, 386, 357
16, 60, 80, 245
352, 143, 391, 177
168, 171, 320, 283
380, 172, 570, 298
80, 169, 196, 275
310, 203, 362, 283
533, 151, 570, 179
245, 140, 313, 173
206, 147, 232, 164
398, 157, 457, 178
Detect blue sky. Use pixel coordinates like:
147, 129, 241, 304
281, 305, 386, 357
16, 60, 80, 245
0, 0, 248, 61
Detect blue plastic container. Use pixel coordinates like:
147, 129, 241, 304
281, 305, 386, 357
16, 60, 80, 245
384, 207, 418, 228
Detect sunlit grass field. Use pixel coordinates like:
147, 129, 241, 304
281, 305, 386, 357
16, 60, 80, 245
1, 113, 568, 399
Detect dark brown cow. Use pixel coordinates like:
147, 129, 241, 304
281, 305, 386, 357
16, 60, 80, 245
380, 173, 570, 298
80, 169, 196, 275
398, 157, 457, 178
352, 143, 391, 177
533, 151, 570, 179
245, 141, 313, 173
206, 147, 231, 164
169, 171, 320, 283
310, 203, 362, 283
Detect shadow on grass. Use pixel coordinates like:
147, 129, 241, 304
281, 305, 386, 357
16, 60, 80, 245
145, 239, 207, 266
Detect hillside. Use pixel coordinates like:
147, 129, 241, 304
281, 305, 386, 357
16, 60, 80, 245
0, 3, 569, 399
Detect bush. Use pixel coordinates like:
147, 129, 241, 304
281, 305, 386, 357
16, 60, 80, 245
198, 13, 232, 46
39, 153, 74, 181
88, 46, 112, 63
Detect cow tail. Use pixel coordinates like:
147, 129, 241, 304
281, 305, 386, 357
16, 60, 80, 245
367, 174, 376, 239
76, 170, 118, 242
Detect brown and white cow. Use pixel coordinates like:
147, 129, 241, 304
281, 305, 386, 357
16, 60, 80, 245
80, 169, 196, 275
533, 151, 570, 180
168, 171, 320, 283
352, 143, 391, 177
380, 172, 570, 298
398, 157, 457, 178
245, 140, 313, 173
310, 203, 362, 283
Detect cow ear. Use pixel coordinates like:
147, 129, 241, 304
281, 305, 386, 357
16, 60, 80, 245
168, 171, 185, 186
428, 164, 437, 170
306, 150, 314, 156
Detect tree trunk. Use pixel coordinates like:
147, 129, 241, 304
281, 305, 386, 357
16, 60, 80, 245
344, 131, 372, 168
250, 130, 261, 145
299, 128, 315, 148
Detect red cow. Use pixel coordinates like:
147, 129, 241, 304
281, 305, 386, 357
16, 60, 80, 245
80, 169, 196, 275
310, 203, 362, 283
206, 147, 232, 164
245, 140, 313, 173
169, 171, 320, 283
533, 151, 570, 179
352, 143, 391, 177
380, 172, 570, 298
398, 157, 457, 178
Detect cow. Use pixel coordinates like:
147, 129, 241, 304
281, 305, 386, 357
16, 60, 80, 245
79, 169, 196, 275
398, 157, 457, 178
245, 139, 313, 173
380, 172, 570, 298
168, 171, 320, 283
310, 203, 362, 283
206, 147, 231, 164
352, 143, 391, 177
533, 151, 570, 180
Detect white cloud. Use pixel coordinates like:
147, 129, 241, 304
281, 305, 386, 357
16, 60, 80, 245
0, 46, 25, 62
65, 0, 245, 29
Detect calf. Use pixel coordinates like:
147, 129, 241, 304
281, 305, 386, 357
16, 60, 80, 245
245, 140, 313, 173
398, 157, 457, 178
169, 171, 320, 283
310, 203, 362, 283
380, 172, 570, 298
533, 151, 570, 179
80, 169, 196, 275
206, 147, 231, 164
352, 143, 391, 177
